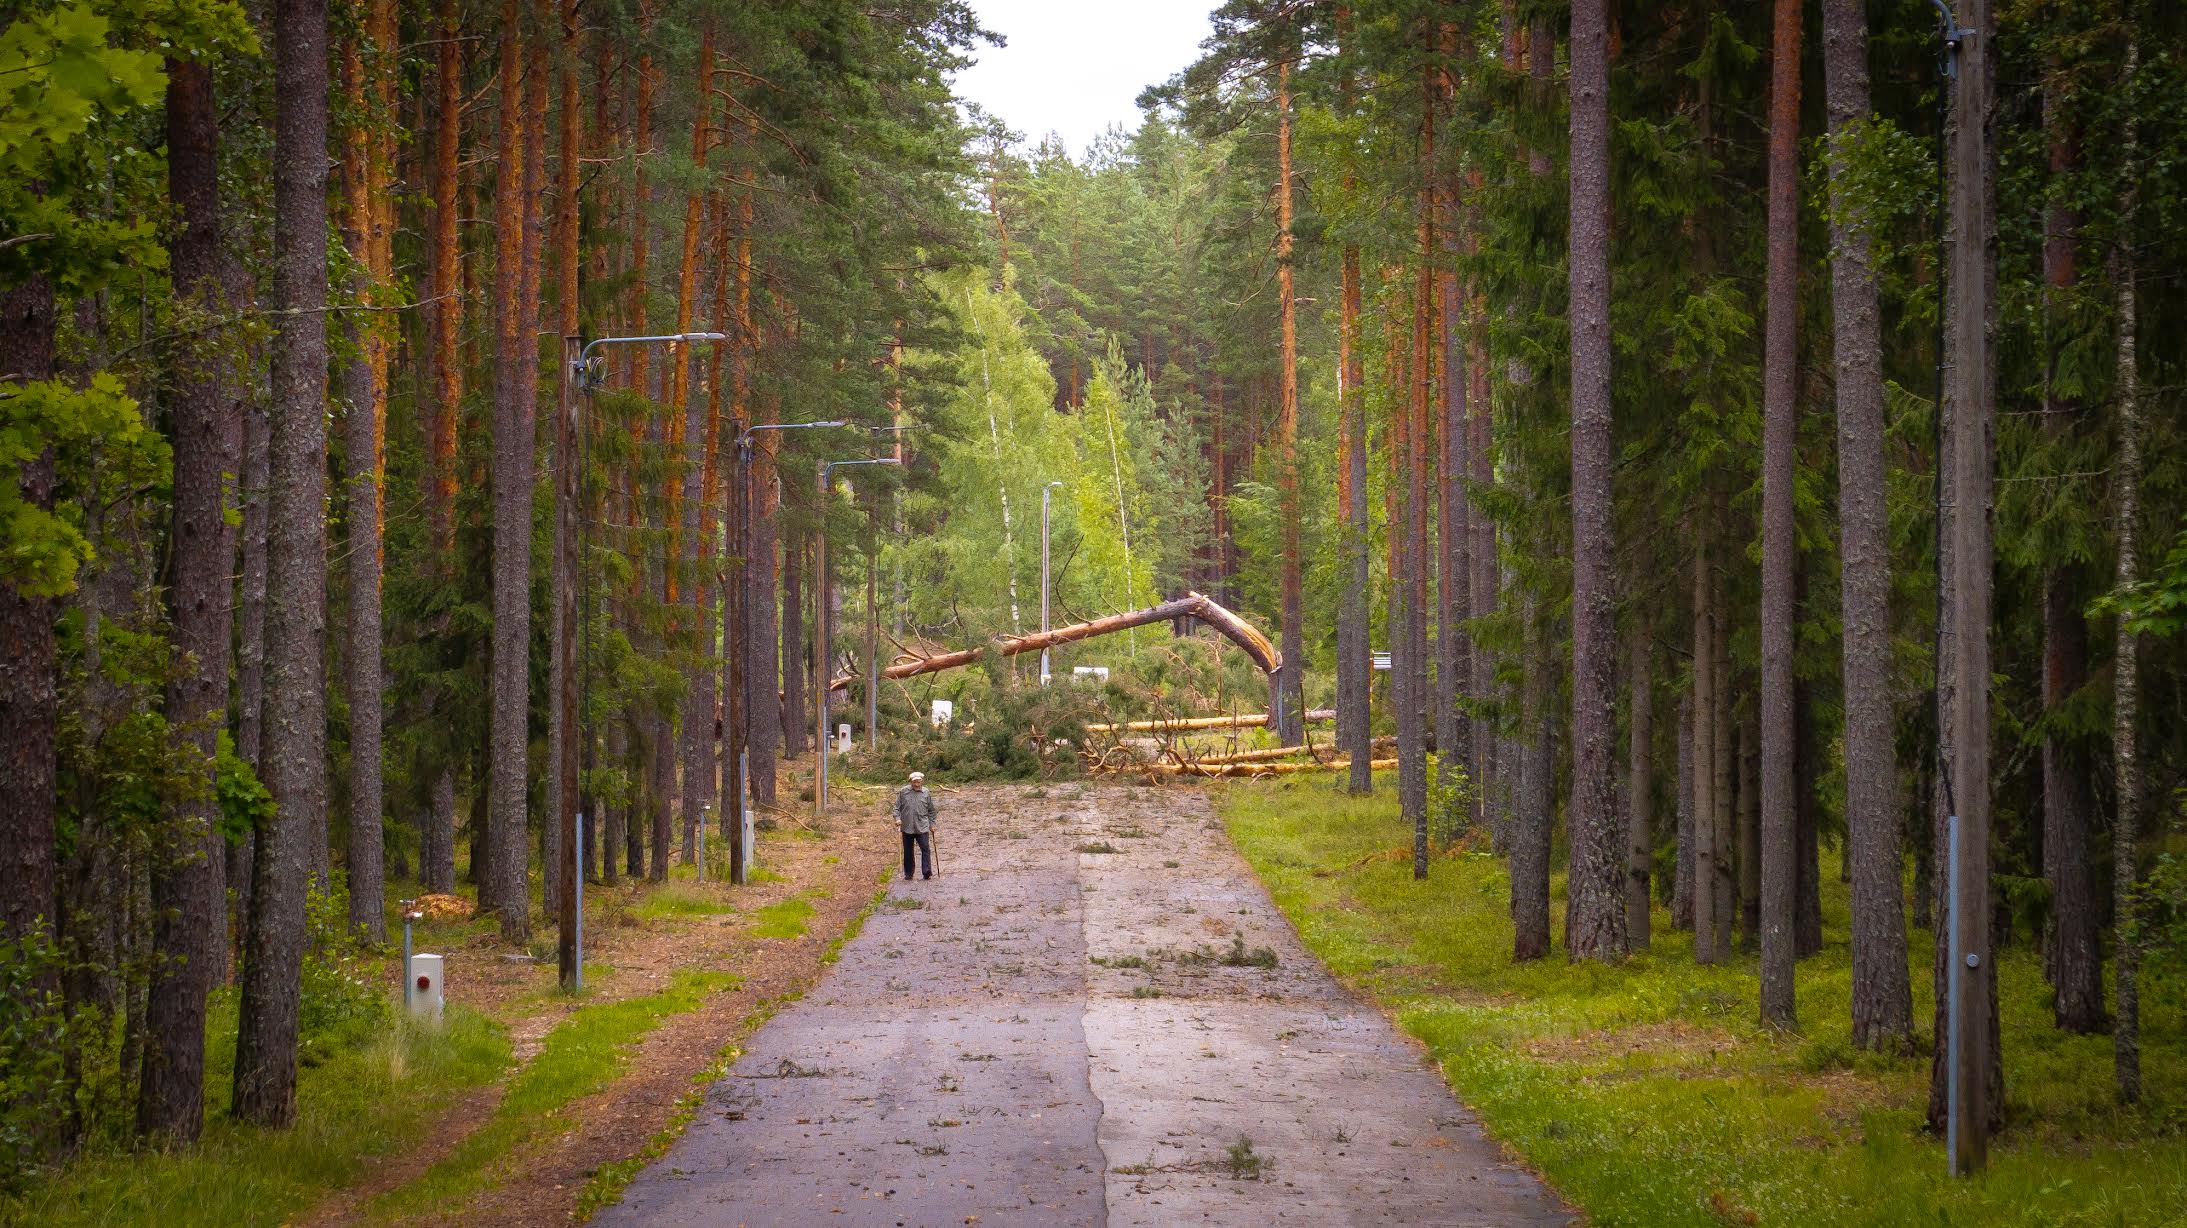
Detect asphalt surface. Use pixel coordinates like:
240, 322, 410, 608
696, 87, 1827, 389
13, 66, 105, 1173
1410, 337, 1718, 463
597, 782, 1570, 1227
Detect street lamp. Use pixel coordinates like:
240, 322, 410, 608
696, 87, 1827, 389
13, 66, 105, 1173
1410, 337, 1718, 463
1041, 482, 1063, 685
556, 330, 725, 993
814, 456, 901, 814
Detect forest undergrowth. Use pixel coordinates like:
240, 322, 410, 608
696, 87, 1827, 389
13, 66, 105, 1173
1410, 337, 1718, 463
1221, 775, 2187, 1227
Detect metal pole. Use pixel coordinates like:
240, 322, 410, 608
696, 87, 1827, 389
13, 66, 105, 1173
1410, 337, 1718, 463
555, 335, 581, 991
401, 900, 415, 1012
574, 814, 584, 991
816, 461, 830, 816
866, 493, 879, 749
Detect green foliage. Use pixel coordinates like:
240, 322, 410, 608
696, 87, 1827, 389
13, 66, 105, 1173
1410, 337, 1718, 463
0, 374, 168, 597
750, 896, 816, 940
2097, 529, 2187, 637
213, 731, 273, 846
5, 1006, 507, 1228
0, 933, 98, 1192
299, 882, 387, 1060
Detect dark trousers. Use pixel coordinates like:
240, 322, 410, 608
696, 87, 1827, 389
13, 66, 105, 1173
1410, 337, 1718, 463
901, 831, 933, 879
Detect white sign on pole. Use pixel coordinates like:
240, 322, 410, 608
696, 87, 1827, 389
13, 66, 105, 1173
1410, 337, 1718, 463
930, 699, 954, 728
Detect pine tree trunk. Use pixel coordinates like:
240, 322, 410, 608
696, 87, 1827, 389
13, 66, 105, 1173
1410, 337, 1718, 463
1692, 520, 1717, 965
1710, 531, 1735, 959
1625, 641, 1652, 950
1273, 56, 1305, 744
0, 277, 58, 964
1672, 692, 1693, 925
1821, 0, 1913, 1049
1511, 612, 1553, 961
235, 0, 330, 1127
1738, 716, 1760, 948
1755, 0, 1802, 1027
1794, 676, 1825, 957
486, 4, 534, 943
1564, 0, 1625, 960
2038, 66, 2103, 1035
1336, 17, 1370, 797
747, 432, 782, 805
1403, 59, 1434, 873
341, 0, 395, 942
782, 517, 808, 759
141, 58, 236, 1143
428, 13, 463, 561
2107, 30, 2142, 1104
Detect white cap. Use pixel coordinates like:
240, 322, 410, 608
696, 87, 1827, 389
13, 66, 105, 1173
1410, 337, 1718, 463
908, 771, 925, 782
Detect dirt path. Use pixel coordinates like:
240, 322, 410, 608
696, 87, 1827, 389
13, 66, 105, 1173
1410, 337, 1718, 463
596, 782, 1572, 1227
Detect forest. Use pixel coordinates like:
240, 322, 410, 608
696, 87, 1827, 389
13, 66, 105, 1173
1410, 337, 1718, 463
3, 0, 2185, 1219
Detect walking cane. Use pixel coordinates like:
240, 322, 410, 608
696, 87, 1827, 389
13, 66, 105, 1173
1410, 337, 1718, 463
930, 824, 941, 878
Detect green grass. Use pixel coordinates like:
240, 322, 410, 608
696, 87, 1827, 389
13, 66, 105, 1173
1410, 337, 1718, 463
1219, 775, 2187, 1228
750, 896, 816, 940
363, 968, 739, 1223
629, 880, 738, 921
4, 1004, 509, 1228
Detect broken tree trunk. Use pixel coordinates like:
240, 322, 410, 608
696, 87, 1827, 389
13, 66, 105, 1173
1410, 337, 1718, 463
1086, 709, 1336, 735
828, 592, 1279, 692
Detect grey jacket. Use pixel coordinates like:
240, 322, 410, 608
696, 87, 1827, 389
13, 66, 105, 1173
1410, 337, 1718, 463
894, 785, 938, 835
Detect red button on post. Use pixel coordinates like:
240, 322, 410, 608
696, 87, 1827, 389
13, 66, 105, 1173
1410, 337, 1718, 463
417, 975, 431, 991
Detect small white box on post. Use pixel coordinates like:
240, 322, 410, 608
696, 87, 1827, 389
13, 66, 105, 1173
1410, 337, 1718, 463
836, 722, 853, 754
409, 953, 445, 1022
930, 699, 954, 728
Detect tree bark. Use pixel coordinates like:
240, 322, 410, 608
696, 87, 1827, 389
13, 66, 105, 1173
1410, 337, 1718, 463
1403, 54, 1434, 874
1822, 0, 1913, 1049
141, 56, 237, 1143
235, 0, 330, 1127
1511, 611, 1553, 961
1564, 0, 1624, 961
747, 432, 781, 804
487, 4, 535, 942
2038, 65, 2102, 1035
1672, 693, 1693, 927
0, 277, 58, 962
1336, 16, 1371, 797
2107, 29, 2142, 1105
1756, 0, 1801, 1028
340, 0, 395, 942
1710, 524, 1735, 960
1274, 54, 1305, 744
1692, 520, 1718, 965
782, 513, 807, 759
428, 12, 463, 561
1625, 640, 1652, 951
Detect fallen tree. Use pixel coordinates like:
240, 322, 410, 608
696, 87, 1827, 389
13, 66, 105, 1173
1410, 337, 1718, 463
1139, 757, 1398, 778
827, 591, 1280, 692
1083, 708, 1336, 734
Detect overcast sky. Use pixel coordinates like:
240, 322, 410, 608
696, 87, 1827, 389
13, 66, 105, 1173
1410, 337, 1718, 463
951, 1, 1215, 157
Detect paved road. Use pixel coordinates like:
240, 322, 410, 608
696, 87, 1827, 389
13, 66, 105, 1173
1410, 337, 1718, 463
598, 783, 1570, 1227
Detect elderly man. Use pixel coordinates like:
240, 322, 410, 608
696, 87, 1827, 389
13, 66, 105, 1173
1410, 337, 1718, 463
893, 771, 938, 880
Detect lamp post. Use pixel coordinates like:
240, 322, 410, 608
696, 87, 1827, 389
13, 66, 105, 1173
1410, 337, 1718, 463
814, 457, 901, 814
1041, 481, 1063, 685
557, 330, 724, 993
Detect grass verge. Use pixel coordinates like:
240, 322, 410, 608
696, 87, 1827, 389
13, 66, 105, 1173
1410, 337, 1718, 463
1219, 775, 2187, 1228
2, 1005, 509, 1228
750, 896, 816, 940
362, 968, 739, 1223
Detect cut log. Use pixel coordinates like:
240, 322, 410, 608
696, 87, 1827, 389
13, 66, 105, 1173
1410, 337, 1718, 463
1137, 757, 1398, 778
827, 592, 1280, 692
1182, 737, 1393, 767
1086, 709, 1336, 735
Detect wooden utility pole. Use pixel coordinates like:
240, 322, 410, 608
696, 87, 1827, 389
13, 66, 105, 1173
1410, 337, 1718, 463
1274, 53, 1304, 743
555, 336, 582, 990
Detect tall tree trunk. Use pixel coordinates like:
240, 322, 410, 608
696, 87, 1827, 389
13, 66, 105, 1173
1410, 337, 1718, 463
2107, 32, 2142, 1101
141, 57, 237, 1143
782, 513, 807, 759
1625, 640, 1653, 950
1822, 0, 1912, 1050
234, 0, 331, 1127
1794, 675, 1825, 957
2038, 65, 2102, 1036
1403, 56, 1434, 873
1710, 524, 1735, 959
747, 432, 781, 804
1273, 55, 1305, 744
1738, 715, 1760, 946
428, 12, 463, 561
1692, 519, 1718, 965
1672, 692, 1693, 926
1336, 15, 1371, 797
1564, 0, 1623, 960
487, 4, 535, 942
1756, 0, 1801, 1028
232, 361, 269, 937
341, 0, 395, 942
1512, 611, 1553, 961
0, 278, 59, 962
